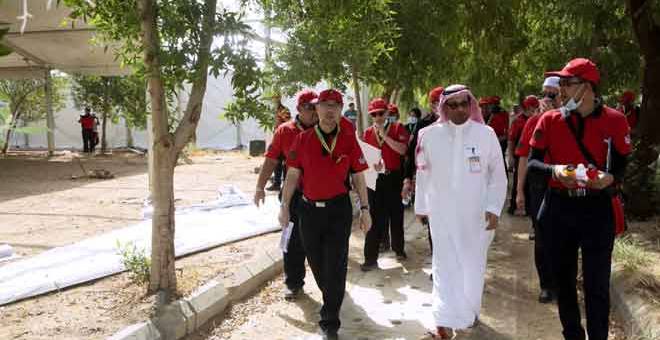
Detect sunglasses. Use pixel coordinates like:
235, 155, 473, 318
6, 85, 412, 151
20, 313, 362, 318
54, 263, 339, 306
542, 92, 558, 100
445, 100, 470, 110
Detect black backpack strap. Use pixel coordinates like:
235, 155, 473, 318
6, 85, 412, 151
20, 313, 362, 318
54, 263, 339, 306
564, 113, 599, 168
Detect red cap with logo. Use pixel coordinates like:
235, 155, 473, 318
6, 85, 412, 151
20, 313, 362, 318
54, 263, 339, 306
428, 86, 444, 104
619, 90, 635, 104
297, 90, 318, 107
311, 89, 343, 105
545, 58, 600, 85
387, 103, 399, 115
368, 98, 388, 115
522, 95, 540, 109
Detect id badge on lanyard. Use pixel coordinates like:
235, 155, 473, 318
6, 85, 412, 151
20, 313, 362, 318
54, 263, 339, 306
465, 146, 481, 173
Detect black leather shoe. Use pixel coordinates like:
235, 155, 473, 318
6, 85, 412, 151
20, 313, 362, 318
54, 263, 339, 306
284, 287, 302, 301
538, 289, 554, 303
360, 262, 378, 272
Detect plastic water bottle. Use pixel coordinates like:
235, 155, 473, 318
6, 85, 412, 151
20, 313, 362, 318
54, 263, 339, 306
575, 163, 588, 187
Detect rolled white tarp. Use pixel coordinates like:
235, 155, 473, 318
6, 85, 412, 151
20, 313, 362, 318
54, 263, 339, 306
0, 186, 280, 306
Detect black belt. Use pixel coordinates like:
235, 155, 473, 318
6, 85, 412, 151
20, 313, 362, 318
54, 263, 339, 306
302, 194, 348, 208
550, 188, 605, 198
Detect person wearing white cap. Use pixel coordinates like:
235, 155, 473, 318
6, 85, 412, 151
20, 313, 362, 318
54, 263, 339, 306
540, 76, 561, 113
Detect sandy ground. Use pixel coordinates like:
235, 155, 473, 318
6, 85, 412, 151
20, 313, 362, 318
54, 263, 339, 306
188, 212, 630, 340
0, 149, 281, 340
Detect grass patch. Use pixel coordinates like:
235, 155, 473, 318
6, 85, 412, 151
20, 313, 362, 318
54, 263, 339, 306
613, 236, 652, 273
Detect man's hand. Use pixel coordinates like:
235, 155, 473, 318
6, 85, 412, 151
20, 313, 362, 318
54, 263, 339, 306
402, 178, 414, 197
539, 98, 554, 113
587, 171, 614, 190
360, 211, 372, 233
254, 189, 265, 207
553, 165, 577, 188
374, 162, 384, 172
278, 206, 290, 227
485, 212, 499, 230
515, 189, 526, 216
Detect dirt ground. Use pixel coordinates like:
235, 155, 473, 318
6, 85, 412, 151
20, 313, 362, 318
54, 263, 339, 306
0, 149, 281, 340
0, 150, 657, 340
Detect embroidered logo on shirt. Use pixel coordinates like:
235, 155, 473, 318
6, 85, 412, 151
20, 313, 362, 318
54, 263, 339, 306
533, 129, 543, 142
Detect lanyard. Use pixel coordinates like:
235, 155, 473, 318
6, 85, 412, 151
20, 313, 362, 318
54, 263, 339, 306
375, 123, 391, 147
314, 123, 341, 156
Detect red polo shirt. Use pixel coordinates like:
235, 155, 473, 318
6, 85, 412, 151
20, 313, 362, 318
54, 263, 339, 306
514, 114, 542, 158
265, 120, 305, 161
363, 122, 410, 171
79, 116, 95, 129
487, 112, 509, 139
530, 106, 631, 188
287, 124, 368, 200
509, 114, 528, 145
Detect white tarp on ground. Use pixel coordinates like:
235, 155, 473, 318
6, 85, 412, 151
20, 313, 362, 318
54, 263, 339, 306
0, 186, 280, 306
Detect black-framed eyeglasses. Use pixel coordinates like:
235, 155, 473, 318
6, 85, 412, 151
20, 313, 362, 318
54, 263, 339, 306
559, 78, 584, 87
445, 100, 470, 110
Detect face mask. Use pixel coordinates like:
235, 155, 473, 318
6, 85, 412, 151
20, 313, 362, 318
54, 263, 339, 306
387, 116, 397, 123
408, 117, 418, 124
561, 84, 585, 114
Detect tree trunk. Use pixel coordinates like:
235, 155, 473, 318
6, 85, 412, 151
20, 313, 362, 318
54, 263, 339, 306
351, 65, 364, 135
2, 106, 19, 155
623, 0, 660, 218
125, 118, 134, 148
138, 0, 178, 302
138, 0, 218, 305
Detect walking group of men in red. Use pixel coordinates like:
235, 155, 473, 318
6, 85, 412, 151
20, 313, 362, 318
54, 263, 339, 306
253, 57, 636, 340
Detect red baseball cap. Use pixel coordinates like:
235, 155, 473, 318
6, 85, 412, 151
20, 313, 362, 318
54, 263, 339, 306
545, 58, 600, 85
619, 90, 635, 104
297, 89, 318, 107
428, 86, 444, 104
387, 103, 399, 115
368, 98, 388, 115
311, 89, 343, 105
522, 95, 540, 109
479, 96, 492, 106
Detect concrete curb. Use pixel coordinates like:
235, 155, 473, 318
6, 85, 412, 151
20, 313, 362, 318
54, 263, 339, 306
610, 269, 660, 338
107, 245, 283, 340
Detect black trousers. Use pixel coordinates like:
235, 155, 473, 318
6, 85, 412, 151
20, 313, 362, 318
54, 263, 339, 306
363, 171, 405, 264
282, 190, 306, 290
509, 156, 520, 213
298, 194, 352, 333
527, 180, 554, 291
538, 191, 615, 340
82, 129, 94, 152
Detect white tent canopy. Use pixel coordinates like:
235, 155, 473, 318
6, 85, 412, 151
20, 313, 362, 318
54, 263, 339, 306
0, 0, 127, 79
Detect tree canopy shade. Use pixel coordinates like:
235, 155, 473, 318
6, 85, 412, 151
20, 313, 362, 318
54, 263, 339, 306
63, 0, 263, 302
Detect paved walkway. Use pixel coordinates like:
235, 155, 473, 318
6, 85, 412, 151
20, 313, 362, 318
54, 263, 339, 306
199, 208, 573, 339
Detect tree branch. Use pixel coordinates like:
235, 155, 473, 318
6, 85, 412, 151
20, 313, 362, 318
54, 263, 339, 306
173, 0, 218, 152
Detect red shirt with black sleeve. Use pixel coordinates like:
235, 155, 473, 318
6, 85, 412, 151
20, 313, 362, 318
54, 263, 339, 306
530, 106, 632, 189
514, 114, 542, 158
363, 122, 410, 171
265, 120, 305, 161
509, 115, 528, 146
287, 124, 368, 200
79, 116, 95, 129
487, 112, 509, 139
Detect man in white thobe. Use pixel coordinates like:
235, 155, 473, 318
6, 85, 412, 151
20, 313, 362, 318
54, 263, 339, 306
415, 84, 507, 339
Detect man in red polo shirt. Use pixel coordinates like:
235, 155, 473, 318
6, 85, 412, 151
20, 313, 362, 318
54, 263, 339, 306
254, 89, 318, 301
278, 89, 371, 339
507, 95, 539, 215
480, 96, 509, 167
360, 98, 410, 271
528, 58, 631, 340
78, 107, 96, 153
617, 90, 640, 132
